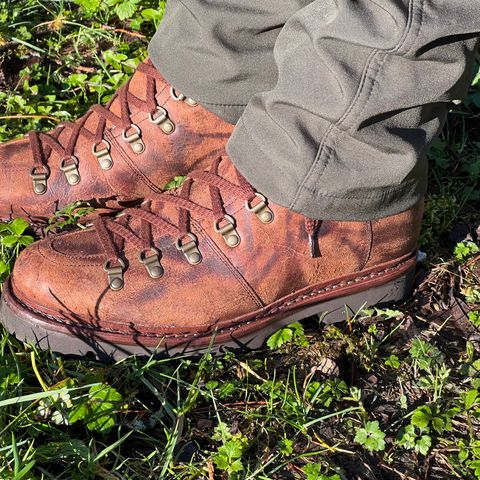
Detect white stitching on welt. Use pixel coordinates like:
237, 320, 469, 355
12, 259, 410, 339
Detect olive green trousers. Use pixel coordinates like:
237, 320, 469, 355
149, 1, 479, 221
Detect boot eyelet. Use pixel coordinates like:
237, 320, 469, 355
104, 258, 126, 291
245, 193, 274, 224
214, 214, 241, 247
170, 87, 198, 107
175, 232, 202, 265
60, 156, 81, 186
149, 106, 175, 134
30, 165, 50, 195
138, 247, 164, 279
122, 124, 145, 154
92, 139, 113, 170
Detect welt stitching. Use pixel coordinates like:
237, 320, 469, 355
14, 259, 411, 339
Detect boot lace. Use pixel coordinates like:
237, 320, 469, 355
28, 60, 197, 195
92, 157, 275, 290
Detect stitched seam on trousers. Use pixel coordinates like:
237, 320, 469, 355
343, 0, 424, 127
172, 0, 199, 25
308, 0, 425, 202
399, 0, 425, 56
199, 101, 248, 108
289, 0, 419, 212
306, 177, 420, 200
334, 0, 418, 129
340, 0, 419, 129
287, 48, 378, 211
13, 259, 411, 338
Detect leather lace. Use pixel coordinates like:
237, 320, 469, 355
93, 157, 258, 268
28, 60, 171, 182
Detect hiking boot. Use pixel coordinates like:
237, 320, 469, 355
1, 156, 423, 360
0, 59, 233, 224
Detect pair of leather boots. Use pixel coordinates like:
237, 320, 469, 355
0, 60, 423, 360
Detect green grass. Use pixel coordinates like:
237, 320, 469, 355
1, 1, 480, 478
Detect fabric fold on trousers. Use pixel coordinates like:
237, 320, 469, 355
150, 0, 479, 220
149, 0, 314, 124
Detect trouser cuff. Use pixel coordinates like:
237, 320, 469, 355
227, 116, 427, 222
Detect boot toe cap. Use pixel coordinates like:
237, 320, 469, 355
10, 233, 107, 326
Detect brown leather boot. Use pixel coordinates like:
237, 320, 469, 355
1, 156, 423, 360
0, 60, 233, 224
